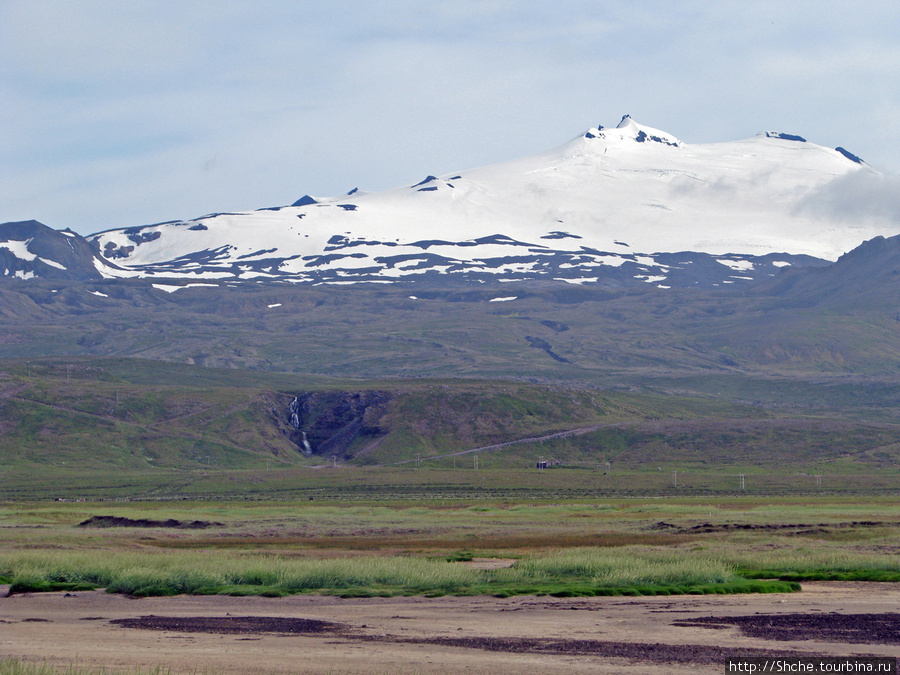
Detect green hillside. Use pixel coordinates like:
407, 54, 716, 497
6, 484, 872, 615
1, 358, 899, 502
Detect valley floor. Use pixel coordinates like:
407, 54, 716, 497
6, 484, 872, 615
2, 582, 898, 674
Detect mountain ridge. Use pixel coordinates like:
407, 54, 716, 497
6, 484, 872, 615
2, 117, 896, 288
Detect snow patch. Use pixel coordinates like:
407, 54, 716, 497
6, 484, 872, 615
88, 290, 109, 297
0, 239, 35, 261
38, 257, 67, 270
717, 259, 754, 271
489, 296, 518, 302
315, 279, 395, 285
554, 277, 598, 285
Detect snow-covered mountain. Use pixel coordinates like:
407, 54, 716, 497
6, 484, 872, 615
5, 116, 896, 288
0, 220, 122, 281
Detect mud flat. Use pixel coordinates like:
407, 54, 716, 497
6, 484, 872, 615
2, 583, 898, 674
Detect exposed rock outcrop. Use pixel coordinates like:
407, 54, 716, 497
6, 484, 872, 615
284, 391, 391, 458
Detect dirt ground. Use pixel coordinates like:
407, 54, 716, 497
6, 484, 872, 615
1, 582, 898, 674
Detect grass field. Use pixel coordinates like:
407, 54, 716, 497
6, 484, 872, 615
2, 496, 897, 599
2, 464, 897, 503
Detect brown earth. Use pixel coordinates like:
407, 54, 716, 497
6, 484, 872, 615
1, 582, 898, 674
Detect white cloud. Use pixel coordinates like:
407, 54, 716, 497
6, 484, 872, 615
797, 170, 900, 224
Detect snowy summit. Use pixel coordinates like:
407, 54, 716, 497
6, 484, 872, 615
5, 116, 896, 288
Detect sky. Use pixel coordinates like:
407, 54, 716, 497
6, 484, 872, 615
2, 1, 899, 235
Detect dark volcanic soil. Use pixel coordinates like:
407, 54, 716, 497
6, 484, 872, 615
396, 636, 820, 664
112, 615, 347, 635
112, 612, 900, 666
78, 515, 222, 529
652, 520, 889, 535
675, 612, 900, 645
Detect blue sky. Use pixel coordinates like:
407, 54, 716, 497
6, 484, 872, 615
2, 1, 899, 234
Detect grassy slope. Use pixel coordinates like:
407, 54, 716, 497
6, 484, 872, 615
5, 280, 900, 382
2, 358, 900, 496
0, 360, 650, 471
0, 369, 300, 472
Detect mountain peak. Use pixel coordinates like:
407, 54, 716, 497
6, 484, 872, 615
586, 115, 681, 147
762, 131, 808, 143
616, 114, 636, 129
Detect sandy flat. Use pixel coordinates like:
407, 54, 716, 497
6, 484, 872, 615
1, 583, 898, 674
